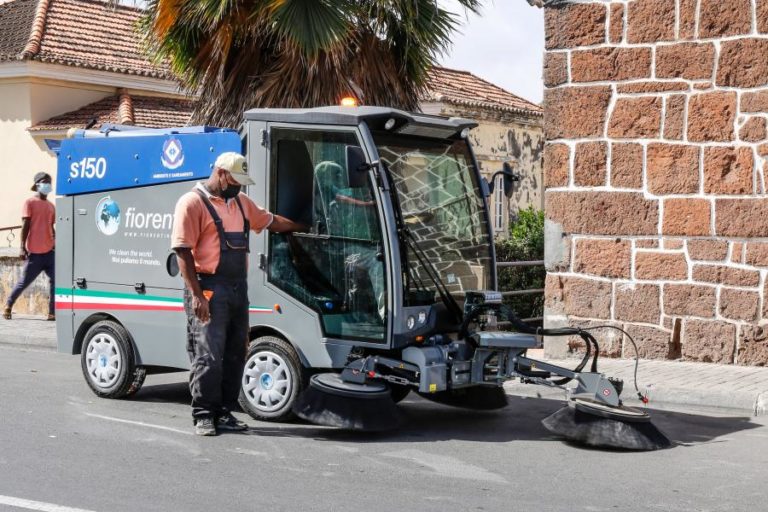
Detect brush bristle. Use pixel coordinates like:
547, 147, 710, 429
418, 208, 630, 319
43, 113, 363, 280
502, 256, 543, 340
542, 406, 671, 451
293, 384, 403, 431
418, 386, 509, 410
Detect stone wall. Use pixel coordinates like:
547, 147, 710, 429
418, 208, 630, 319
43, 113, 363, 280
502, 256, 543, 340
543, 0, 768, 365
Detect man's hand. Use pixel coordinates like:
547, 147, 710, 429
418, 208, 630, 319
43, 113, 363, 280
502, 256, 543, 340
19, 248, 28, 261
192, 292, 210, 323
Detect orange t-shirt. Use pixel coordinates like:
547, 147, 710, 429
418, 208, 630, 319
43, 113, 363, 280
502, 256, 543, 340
171, 183, 274, 274
22, 197, 55, 254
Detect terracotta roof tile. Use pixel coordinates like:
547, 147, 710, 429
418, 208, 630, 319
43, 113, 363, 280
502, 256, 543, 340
425, 66, 542, 116
28, 93, 193, 131
0, 0, 171, 78
0, 0, 38, 60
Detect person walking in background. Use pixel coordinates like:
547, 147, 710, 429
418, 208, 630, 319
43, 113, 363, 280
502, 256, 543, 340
4, 172, 56, 321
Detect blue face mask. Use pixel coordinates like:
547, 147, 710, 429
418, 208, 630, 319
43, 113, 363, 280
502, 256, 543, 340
37, 182, 52, 195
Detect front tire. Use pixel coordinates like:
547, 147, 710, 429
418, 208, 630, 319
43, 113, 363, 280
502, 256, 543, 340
239, 336, 305, 422
81, 320, 146, 398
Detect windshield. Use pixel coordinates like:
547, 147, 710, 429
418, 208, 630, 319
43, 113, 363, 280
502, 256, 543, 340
373, 133, 494, 303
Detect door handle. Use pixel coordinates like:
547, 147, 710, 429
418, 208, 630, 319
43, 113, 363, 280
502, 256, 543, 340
258, 253, 267, 270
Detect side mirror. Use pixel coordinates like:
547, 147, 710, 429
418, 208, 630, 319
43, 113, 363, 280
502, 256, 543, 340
345, 145, 368, 188
489, 162, 521, 199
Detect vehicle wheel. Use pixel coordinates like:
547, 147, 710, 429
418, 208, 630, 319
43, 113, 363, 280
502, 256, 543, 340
81, 320, 146, 398
239, 336, 305, 422
390, 383, 411, 403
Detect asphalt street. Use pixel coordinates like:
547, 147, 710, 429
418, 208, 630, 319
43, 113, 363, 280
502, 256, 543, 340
1, 345, 767, 512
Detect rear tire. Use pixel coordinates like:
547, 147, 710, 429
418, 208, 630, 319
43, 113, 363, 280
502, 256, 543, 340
81, 320, 146, 398
239, 336, 305, 422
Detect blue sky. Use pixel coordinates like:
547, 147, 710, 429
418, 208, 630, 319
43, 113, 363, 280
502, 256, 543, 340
440, 0, 545, 104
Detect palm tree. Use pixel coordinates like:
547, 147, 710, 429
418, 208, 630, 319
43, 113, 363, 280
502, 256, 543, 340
141, 0, 482, 127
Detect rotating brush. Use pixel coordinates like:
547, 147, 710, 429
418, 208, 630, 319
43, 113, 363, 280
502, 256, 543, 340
292, 373, 403, 431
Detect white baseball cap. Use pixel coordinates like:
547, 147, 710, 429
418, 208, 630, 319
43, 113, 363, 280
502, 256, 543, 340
214, 152, 254, 185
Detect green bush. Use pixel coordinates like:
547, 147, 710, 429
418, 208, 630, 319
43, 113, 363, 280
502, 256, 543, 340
495, 206, 545, 324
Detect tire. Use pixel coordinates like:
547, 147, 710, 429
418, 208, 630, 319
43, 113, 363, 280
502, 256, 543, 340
390, 383, 411, 403
80, 320, 146, 398
239, 336, 305, 422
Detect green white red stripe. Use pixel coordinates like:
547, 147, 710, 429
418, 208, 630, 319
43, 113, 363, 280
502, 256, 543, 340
55, 288, 273, 314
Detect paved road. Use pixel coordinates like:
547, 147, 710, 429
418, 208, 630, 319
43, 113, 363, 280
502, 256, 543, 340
1, 345, 767, 512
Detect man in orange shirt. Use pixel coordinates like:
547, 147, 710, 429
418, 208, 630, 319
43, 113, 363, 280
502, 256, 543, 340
172, 152, 304, 436
4, 172, 56, 321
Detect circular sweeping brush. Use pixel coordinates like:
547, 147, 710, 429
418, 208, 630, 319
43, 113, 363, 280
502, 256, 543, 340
292, 373, 403, 431
542, 399, 672, 451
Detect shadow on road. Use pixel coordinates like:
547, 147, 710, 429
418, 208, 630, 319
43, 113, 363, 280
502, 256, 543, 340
129, 382, 762, 449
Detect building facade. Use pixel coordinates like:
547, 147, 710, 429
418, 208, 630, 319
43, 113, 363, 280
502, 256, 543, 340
542, 0, 768, 366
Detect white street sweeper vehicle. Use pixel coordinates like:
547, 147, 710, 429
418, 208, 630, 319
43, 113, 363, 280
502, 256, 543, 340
53, 106, 668, 450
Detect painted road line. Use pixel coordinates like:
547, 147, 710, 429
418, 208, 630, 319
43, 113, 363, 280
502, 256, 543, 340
84, 412, 191, 435
0, 495, 98, 512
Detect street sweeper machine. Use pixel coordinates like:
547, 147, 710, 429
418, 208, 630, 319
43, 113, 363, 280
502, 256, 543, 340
53, 106, 669, 450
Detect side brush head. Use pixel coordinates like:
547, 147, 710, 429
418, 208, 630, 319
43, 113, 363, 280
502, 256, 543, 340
292, 373, 403, 432
542, 399, 672, 451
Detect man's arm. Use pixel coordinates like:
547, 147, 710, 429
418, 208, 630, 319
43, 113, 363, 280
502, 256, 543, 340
19, 218, 30, 260
268, 215, 308, 233
174, 248, 209, 323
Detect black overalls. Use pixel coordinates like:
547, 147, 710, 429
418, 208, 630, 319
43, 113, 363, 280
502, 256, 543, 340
184, 189, 250, 421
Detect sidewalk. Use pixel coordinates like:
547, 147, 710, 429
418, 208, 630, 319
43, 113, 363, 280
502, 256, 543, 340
1, 318, 767, 415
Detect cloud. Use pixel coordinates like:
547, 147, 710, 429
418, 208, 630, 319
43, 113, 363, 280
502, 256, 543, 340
439, 0, 544, 105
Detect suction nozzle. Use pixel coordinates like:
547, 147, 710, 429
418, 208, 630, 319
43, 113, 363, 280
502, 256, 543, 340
542, 399, 671, 451
292, 373, 403, 432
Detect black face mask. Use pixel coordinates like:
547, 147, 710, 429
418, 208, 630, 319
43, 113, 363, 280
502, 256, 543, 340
221, 184, 241, 199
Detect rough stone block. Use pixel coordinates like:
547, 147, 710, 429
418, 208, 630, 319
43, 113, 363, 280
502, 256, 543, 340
610, 143, 643, 188
566, 319, 623, 357
546, 191, 659, 236
687, 240, 728, 261
759, 0, 768, 34
663, 95, 686, 141
679, 0, 697, 39
740, 117, 767, 143
571, 47, 651, 83
698, 0, 753, 38
719, 288, 759, 321
717, 39, 768, 88
543, 143, 570, 188
664, 238, 685, 250
715, 199, 768, 237
745, 242, 768, 266
687, 92, 737, 142
664, 284, 717, 317
543, 52, 568, 88
614, 283, 661, 323
741, 90, 768, 113
656, 43, 715, 80
545, 3, 607, 49
738, 325, 768, 366
574, 238, 631, 278
636, 238, 660, 249
573, 141, 607, 186
662, 198, 712, 236
703, 146, 754, 195
627, 0, 676, 43
624, 324, 674, 359
683, 319, 736, 363
730, 242, 744, 264
545, 274, 612, 319
608, 96, 662, 139
636, 251, 688, 280
609, 3, 624, 43
646, 143, 700, 194
616, 81, 689, 94
692, 264, 761, 287
544, 86, 612, 140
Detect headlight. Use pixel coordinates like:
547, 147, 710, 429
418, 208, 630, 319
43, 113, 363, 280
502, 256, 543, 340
417, 310, 427, 324
406, 316, 416, 330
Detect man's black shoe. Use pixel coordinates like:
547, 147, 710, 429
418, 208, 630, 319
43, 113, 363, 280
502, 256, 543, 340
195, 417, 217, 436
217, 413, 248, 431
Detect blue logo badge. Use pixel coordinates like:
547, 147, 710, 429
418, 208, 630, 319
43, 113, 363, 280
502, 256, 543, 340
95, 196, 120, 236
161, 137, 185, 170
